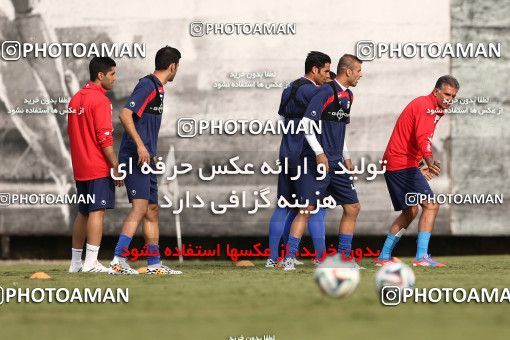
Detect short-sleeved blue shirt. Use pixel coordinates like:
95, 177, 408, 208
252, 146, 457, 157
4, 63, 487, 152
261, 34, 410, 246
119, 74, 164, 159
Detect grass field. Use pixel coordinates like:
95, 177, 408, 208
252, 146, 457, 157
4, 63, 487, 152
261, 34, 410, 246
0, 256, 509, 340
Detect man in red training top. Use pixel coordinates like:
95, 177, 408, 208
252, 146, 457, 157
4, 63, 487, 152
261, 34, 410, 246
67, 57, 123, 273
375, 75, 459, 267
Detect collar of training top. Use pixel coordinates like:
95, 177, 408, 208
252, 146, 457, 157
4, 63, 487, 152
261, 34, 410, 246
302, 76, 316, 86
334, 79, 348, 92
84, 81, 107, 94
149, 73, 164, 87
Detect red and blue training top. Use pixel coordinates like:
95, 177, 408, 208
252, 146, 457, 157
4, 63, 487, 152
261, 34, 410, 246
383, 92, 443, 171
302, 80, 354, 164
119, 74, 164, 160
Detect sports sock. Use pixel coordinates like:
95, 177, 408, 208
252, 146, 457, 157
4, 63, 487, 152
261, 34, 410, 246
416, 231, 431, 260
114, 234, 132, 258
286, 236, 301, 259
338, 233, 353, 258
84, 243, 100, 267
308, 208, 326, 259
282, 209, 297, 246
268, 207, 290, 260
390, 229, 405, 253
146, 243, 161, 267
379, 233, 401, 260
71, 248, 83, 263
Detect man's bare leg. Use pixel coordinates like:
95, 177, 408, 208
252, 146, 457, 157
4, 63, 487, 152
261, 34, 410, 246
72, 213, 88, 248
82, 209, 108, 272
141, 204, 182, 274
108, 199, 149, 275
69, 212, 87, 272
377, 206, 418, 262
282, 206, 315, 270
414, 202, 441, 264
143, 204, 160, 267
337, 202, 361, 259
112, 199, 149, 261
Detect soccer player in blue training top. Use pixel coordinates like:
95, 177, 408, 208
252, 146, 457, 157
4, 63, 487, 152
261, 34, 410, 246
282, 54, 363, 271
108, 46, 183, 275
375, 75, 459, 267
266, 51, 333, 268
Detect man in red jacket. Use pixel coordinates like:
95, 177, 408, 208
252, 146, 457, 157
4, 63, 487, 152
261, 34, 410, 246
67, 57, 123, 273
375, 75, 459, 267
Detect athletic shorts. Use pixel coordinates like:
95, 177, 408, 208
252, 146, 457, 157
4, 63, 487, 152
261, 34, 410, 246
276, 167, 300, 201
121, 157, 158, 204
384, 167, 433, 211
75, 177, 115, 215
295, 159, 358, 206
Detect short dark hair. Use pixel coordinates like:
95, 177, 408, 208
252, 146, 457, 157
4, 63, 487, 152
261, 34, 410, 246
155, 46, 181, 70
305, 51, 331, 74
337, 54, 362, 74
435, 75, 460, 90
329, 71, 336, 79
89, 57, 116, 81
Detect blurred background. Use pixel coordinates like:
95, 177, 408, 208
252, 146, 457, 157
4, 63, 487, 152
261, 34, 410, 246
0, 0, 508, 258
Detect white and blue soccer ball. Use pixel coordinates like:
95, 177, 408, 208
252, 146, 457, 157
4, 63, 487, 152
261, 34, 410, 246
314, 256, 360, 298
375, 262, 415, 291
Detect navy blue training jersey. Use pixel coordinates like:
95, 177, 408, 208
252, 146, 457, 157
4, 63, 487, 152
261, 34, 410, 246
302, 80, 354, 164
119, 74, 164, 159
278, 77, 320, 167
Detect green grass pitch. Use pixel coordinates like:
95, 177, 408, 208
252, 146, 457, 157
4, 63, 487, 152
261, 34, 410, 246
0, 255, 509, 340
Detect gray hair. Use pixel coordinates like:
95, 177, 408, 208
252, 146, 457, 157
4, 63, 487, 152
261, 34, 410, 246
435, 75, 460, 90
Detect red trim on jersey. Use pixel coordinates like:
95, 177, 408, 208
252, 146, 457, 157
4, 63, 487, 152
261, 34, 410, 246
321, 91, 351, 112
136, 89, 157, 117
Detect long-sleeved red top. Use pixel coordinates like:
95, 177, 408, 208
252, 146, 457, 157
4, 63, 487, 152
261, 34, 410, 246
383, 92, 443, 171
67, 82, 113, 181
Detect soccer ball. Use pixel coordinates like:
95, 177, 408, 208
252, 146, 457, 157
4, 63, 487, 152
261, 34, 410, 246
314, 256, 360, 298
375, 262, 415, 291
